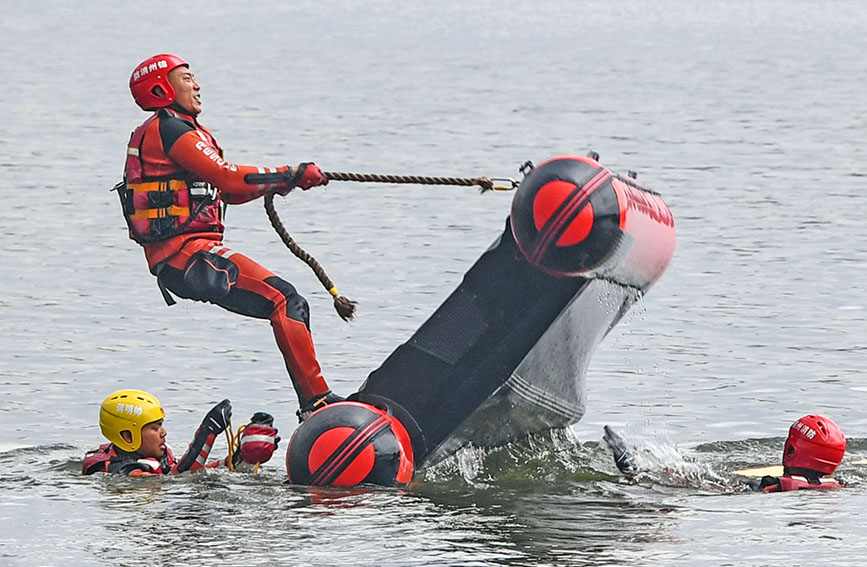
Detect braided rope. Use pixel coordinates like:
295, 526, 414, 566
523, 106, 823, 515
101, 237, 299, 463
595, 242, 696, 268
264, 191, 357, 321
323, 171, 494, 192
264, 169, 497, 321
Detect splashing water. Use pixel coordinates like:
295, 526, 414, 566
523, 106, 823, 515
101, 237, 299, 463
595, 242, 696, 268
620, 438, 733, 491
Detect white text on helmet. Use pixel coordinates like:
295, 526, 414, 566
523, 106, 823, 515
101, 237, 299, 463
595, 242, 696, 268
133, 60, 169, 82
793, 420, 817, 439
116, 403, 144, 417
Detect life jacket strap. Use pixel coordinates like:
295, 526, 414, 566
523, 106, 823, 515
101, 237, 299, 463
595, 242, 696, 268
129, 205, 191, 220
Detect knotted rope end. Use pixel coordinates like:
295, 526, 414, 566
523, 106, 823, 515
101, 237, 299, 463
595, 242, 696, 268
330, 287, 357, 321
333, 295, 357, 322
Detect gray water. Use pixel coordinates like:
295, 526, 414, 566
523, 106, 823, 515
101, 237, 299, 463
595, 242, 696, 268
2, 1, 866, 565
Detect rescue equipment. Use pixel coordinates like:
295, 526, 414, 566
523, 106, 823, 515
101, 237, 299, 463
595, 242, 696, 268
282, 151, 675, 485
115, 111, 220, 244
130, 53, 189, 111
763, 475, 843, 492
98, 390, 165, 453
783, 414, 846, 475
510, 154, 675, 284
82, 443, 116, 475
355, 151, 675, 471
286, 401, 414, 487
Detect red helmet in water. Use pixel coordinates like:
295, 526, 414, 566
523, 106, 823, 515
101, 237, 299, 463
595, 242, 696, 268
783, 414, 846, 475
129, 54, 189, 111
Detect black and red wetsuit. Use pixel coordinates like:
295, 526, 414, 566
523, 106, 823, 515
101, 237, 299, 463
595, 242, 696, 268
748, 475, 843, 492
121, 107, 330, 406
82, 415, 232, 477
83, 443, 179, 476
82, 443, 230, 476
83, 403, 278, 476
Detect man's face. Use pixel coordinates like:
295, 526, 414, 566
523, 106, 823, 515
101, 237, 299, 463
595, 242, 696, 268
137, 419, 167, 459
167, 66, 201, 115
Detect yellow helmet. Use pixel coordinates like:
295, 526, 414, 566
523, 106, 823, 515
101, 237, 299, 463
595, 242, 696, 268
99, 390, 165, 452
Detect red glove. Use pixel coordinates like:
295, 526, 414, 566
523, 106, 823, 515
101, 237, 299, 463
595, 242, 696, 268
291, 162, 328, 190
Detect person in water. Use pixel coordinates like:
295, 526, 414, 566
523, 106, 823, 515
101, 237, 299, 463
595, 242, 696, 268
745, 414, 846, 492
118, 54, 341, 421
603, 414, 846, 492
83, 389, 279, 476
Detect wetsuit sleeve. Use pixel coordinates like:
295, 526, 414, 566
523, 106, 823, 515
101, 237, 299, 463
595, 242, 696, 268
173, 400, 233, 473
174, 425, 223, 473
166, 129, 296, 204
744, 476, 781, 492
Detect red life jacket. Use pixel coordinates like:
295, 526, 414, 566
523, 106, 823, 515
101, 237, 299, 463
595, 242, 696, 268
118, 108, 224, 243
82, 442, 176, 476
762, 475, 843, 492
82, 443, 115, 474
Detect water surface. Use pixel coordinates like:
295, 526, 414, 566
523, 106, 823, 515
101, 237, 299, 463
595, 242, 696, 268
1, 1, 866, 565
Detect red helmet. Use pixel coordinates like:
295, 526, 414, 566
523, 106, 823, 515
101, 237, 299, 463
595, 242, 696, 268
129, 54, 188, 111
783, 414, 846, 475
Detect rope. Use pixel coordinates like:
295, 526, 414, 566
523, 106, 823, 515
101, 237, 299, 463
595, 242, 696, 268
323, 171, 495, 192
263, 168, 506, 322
264, 191, 357, 321
225, 423, 255, 473
224, 422, 235, 472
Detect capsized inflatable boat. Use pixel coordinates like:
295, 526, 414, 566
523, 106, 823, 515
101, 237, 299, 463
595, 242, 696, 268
287, 153, 676, 486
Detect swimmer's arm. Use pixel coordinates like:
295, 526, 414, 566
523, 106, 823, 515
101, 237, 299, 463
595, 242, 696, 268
173, 400, 233, 474
603, 425, 640, 477
744, 476, 781, 492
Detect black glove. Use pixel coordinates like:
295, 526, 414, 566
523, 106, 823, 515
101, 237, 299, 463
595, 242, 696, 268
201, 399, 232, 435
249, 411, 274, 427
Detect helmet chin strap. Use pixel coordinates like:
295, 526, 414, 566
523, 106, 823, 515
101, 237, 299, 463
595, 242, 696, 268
169, 100, 198, 117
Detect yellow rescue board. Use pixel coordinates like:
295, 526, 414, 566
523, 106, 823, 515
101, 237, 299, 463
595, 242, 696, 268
732, 465, 783, 478
734, 460, 865, 477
